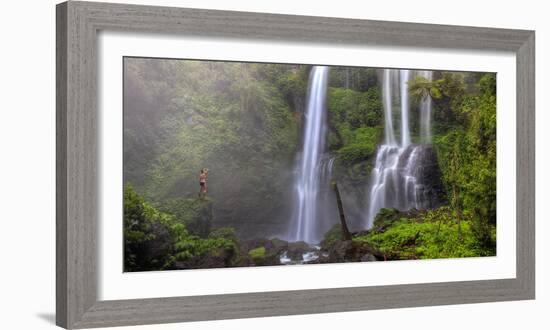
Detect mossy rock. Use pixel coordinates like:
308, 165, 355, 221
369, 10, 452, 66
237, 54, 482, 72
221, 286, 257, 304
240, 238, 287, 266
286, 241, 311, 260
324, 240, 381, 263
248, 246, 266, 259
371, 208, 402, 232
248, 246, 277, 266
371, 208, 424, 233
320, 224, 344, 251
270, 238, 289, 251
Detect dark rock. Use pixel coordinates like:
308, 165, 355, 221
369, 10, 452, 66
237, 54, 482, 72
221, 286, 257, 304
320, 224, 345, 251
238, 237, 290, 266
401, 145, 447, 209
240, 238, 271, 255
286, 241, 310, 260
361, 254, 377, 262
173, 246, 236, 270
327, 240, 354, 263
332, 158, 373, 232
270, 238, 289, 251
248, 248, 280, 266
326, 240, 383, 263
186, 200, 213, 238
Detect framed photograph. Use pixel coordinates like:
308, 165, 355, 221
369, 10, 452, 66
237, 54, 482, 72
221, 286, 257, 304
56, 1, 535, 328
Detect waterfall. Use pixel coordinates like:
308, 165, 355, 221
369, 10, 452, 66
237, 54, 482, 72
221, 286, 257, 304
382, 70, 396, 145
365, 69, 440, 229
400, 70, 411, 147
287, 66, 441, 238
419, 71, 433, 143
290, 66, 330, 243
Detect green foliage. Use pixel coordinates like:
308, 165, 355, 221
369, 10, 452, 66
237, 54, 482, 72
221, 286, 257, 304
248, 246, 266, 264
336, 127, 382, 164
168, 213, 238, 268
408, 72, 467, 126
354, 207, 496, 259
125, 59, 302, 238
356, 72, 498, 255
159, 198, 212, 237
478, 73, 496, 95
125, 58, 497, 262
409, 75, 442, 103
255, 64, 308, 106
209, 227, 239, 243
431, 73, 497, 249
124, 184, 176, 271
326, 85, 383, 171
124, 184, 239, 271
371, 208, 403, 231
171, 232, 237, 263
328, 87, 383, 129
208, 227, 241, 257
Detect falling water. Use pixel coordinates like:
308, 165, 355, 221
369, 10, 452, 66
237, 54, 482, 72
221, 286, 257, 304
382, 70, 396, 145
400, 70, 411, 147
391, 69, 400, 98
290, 66, 330, 243
419, 71, 433, 143
365, 69, 441, 229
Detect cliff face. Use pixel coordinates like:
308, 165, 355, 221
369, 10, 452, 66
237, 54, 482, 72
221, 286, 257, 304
159, 198, 213, 238
401, 144, 447, 209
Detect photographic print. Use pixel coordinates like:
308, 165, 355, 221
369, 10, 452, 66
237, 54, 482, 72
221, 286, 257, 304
123, 57, 497, 272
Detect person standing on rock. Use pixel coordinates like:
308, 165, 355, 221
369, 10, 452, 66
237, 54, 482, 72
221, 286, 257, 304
198, 168, 209, 199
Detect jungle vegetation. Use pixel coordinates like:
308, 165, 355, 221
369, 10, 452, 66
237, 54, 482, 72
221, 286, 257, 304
123, 58, 496, 271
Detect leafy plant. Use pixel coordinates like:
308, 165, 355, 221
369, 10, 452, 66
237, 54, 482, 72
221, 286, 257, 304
124, 184, 239, 271
336, 127, 382, 164
354, 207, 495, 260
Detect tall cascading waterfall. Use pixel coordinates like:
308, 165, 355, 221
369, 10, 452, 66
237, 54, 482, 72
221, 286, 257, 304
400, 70, 411, 147
290, 66, 331, 243
365, 69, 442, 229
419, 71, 434, 143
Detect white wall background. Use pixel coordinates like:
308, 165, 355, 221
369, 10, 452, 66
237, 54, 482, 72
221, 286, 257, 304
0, 0, 547, 329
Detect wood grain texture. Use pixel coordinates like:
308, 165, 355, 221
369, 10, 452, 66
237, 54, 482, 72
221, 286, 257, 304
516, 32, 536, 297
74, 1, 532, 51
56, 1, 535, 328
57, 1, 98, 327
56, 3, 68, 328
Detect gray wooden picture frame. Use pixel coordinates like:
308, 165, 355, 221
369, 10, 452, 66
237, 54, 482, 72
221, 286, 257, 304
56, 1, 535, 328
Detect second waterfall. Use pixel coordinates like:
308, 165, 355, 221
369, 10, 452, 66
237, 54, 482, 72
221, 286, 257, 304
365, 69, 442, 229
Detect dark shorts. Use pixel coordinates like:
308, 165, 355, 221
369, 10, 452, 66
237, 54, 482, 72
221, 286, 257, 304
200, 182, 205, 186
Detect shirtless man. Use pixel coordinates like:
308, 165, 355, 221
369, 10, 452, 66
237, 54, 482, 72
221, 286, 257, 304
199, 168, 209, 199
